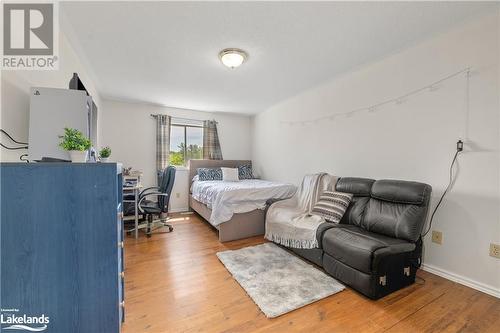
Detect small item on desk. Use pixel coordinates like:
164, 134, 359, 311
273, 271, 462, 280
34, 157, 71, 163
99, 146, 112, 162
58, 127, 92, 163
88, 147, 98, 163
122, 174, 144, 239
123, 169, 143, 188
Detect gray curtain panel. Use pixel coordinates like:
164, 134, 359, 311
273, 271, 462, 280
154, 114, 171, 184
203, 120, 223, 160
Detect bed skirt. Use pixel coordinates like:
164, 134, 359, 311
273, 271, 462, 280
189, 196, 265, 242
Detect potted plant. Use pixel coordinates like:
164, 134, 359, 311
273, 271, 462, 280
59, 127, 91, 162
99, 146, 112, 162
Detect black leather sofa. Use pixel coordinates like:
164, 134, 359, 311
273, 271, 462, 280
288, 177, 432, 300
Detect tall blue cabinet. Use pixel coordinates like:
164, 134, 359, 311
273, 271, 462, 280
0, 163, 124, 333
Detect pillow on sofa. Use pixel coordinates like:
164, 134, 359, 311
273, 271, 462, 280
221, 167, 240, 182
197, 168, 223, 181
311, 191, 353, 223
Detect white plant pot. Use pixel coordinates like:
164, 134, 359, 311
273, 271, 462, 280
100, 157, 110, 163
68, 150, 88, 163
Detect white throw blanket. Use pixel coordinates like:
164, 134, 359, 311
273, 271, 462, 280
265, 173, 338, 249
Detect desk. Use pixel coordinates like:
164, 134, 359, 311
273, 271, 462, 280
123, 184, 142, 239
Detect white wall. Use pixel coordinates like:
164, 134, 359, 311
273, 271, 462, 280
1, 32, 102, 162
100, 99, 252, 212
252, 12, 500, 296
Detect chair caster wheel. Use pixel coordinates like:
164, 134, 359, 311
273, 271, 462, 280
168, 226, 173, 232
146, 233, 151, 238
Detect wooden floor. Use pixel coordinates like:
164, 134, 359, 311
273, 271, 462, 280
122, 214, 500, 333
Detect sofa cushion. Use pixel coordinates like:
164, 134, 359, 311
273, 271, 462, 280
362, 180, 431, 242
336, 178, 374, 226
371, 179, 431, 205
311, 191, 352, 223
336, 177, 375, 197
316, 222, 337, 249
322, 225, 415, 274
338, 196, 370, 226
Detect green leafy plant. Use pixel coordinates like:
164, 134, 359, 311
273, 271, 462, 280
59, 127, 91, 151
169, 143, 202, 166
99, 146, 112, 158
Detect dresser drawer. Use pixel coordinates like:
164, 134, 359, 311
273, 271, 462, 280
1, 163, 123, 332
117, 212, 125, 324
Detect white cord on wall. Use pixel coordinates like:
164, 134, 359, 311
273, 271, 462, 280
280, 67, 471, 126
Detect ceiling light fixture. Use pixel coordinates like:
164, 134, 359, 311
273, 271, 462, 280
219, 48, 247, 69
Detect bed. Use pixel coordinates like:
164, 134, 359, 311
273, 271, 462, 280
188, 160, 296, 242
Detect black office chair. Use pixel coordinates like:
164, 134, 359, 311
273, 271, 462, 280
136, 166, 176, 237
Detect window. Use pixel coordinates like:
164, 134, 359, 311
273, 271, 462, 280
169, 119, 203, 166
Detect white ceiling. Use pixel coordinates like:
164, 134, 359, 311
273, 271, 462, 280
61, 1, 493, 114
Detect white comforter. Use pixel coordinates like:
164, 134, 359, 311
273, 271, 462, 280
191, 179, 297, 226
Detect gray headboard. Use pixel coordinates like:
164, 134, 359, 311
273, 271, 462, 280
188, 159, 252, 189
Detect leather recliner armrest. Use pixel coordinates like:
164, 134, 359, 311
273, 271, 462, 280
316, 222, 339, 249
372, 243, 416, 270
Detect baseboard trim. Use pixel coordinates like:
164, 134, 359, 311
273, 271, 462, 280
421, 263, 500, 299
170, 207, 190, 213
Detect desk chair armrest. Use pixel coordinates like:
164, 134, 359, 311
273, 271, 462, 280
138, 192, 170, 213
139, 186, 160, 198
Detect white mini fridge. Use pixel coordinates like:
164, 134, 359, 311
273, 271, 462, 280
28, 87, 97, 161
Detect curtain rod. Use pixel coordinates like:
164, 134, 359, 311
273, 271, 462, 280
150, 114, 218, 124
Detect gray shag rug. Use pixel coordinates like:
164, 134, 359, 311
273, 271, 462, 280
216, 242, 345, 318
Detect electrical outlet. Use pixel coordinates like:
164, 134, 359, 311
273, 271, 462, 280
431, 230, 443, 245
176, 193, 180, 198
489, 243, 500, 259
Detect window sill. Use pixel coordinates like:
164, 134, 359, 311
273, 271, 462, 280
173, 166, 189, 171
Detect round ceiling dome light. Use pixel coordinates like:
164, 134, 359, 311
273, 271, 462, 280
219, 48, 248, 69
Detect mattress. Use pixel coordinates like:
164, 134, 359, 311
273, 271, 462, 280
191, 179, 296, 226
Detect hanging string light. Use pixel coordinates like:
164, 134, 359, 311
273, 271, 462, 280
281, 67, 471, 125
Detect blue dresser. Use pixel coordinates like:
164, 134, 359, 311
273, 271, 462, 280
0, 163, 124, 333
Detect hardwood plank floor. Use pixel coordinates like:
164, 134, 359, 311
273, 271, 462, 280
122, 214, 500, 333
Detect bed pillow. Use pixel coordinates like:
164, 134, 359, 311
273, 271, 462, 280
238, 164, 254, 179
311, 191, 353, 223
197, 168, 223, 181
221, 167, 240, 182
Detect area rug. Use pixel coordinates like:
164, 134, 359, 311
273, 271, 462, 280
216, 242, 345, 318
